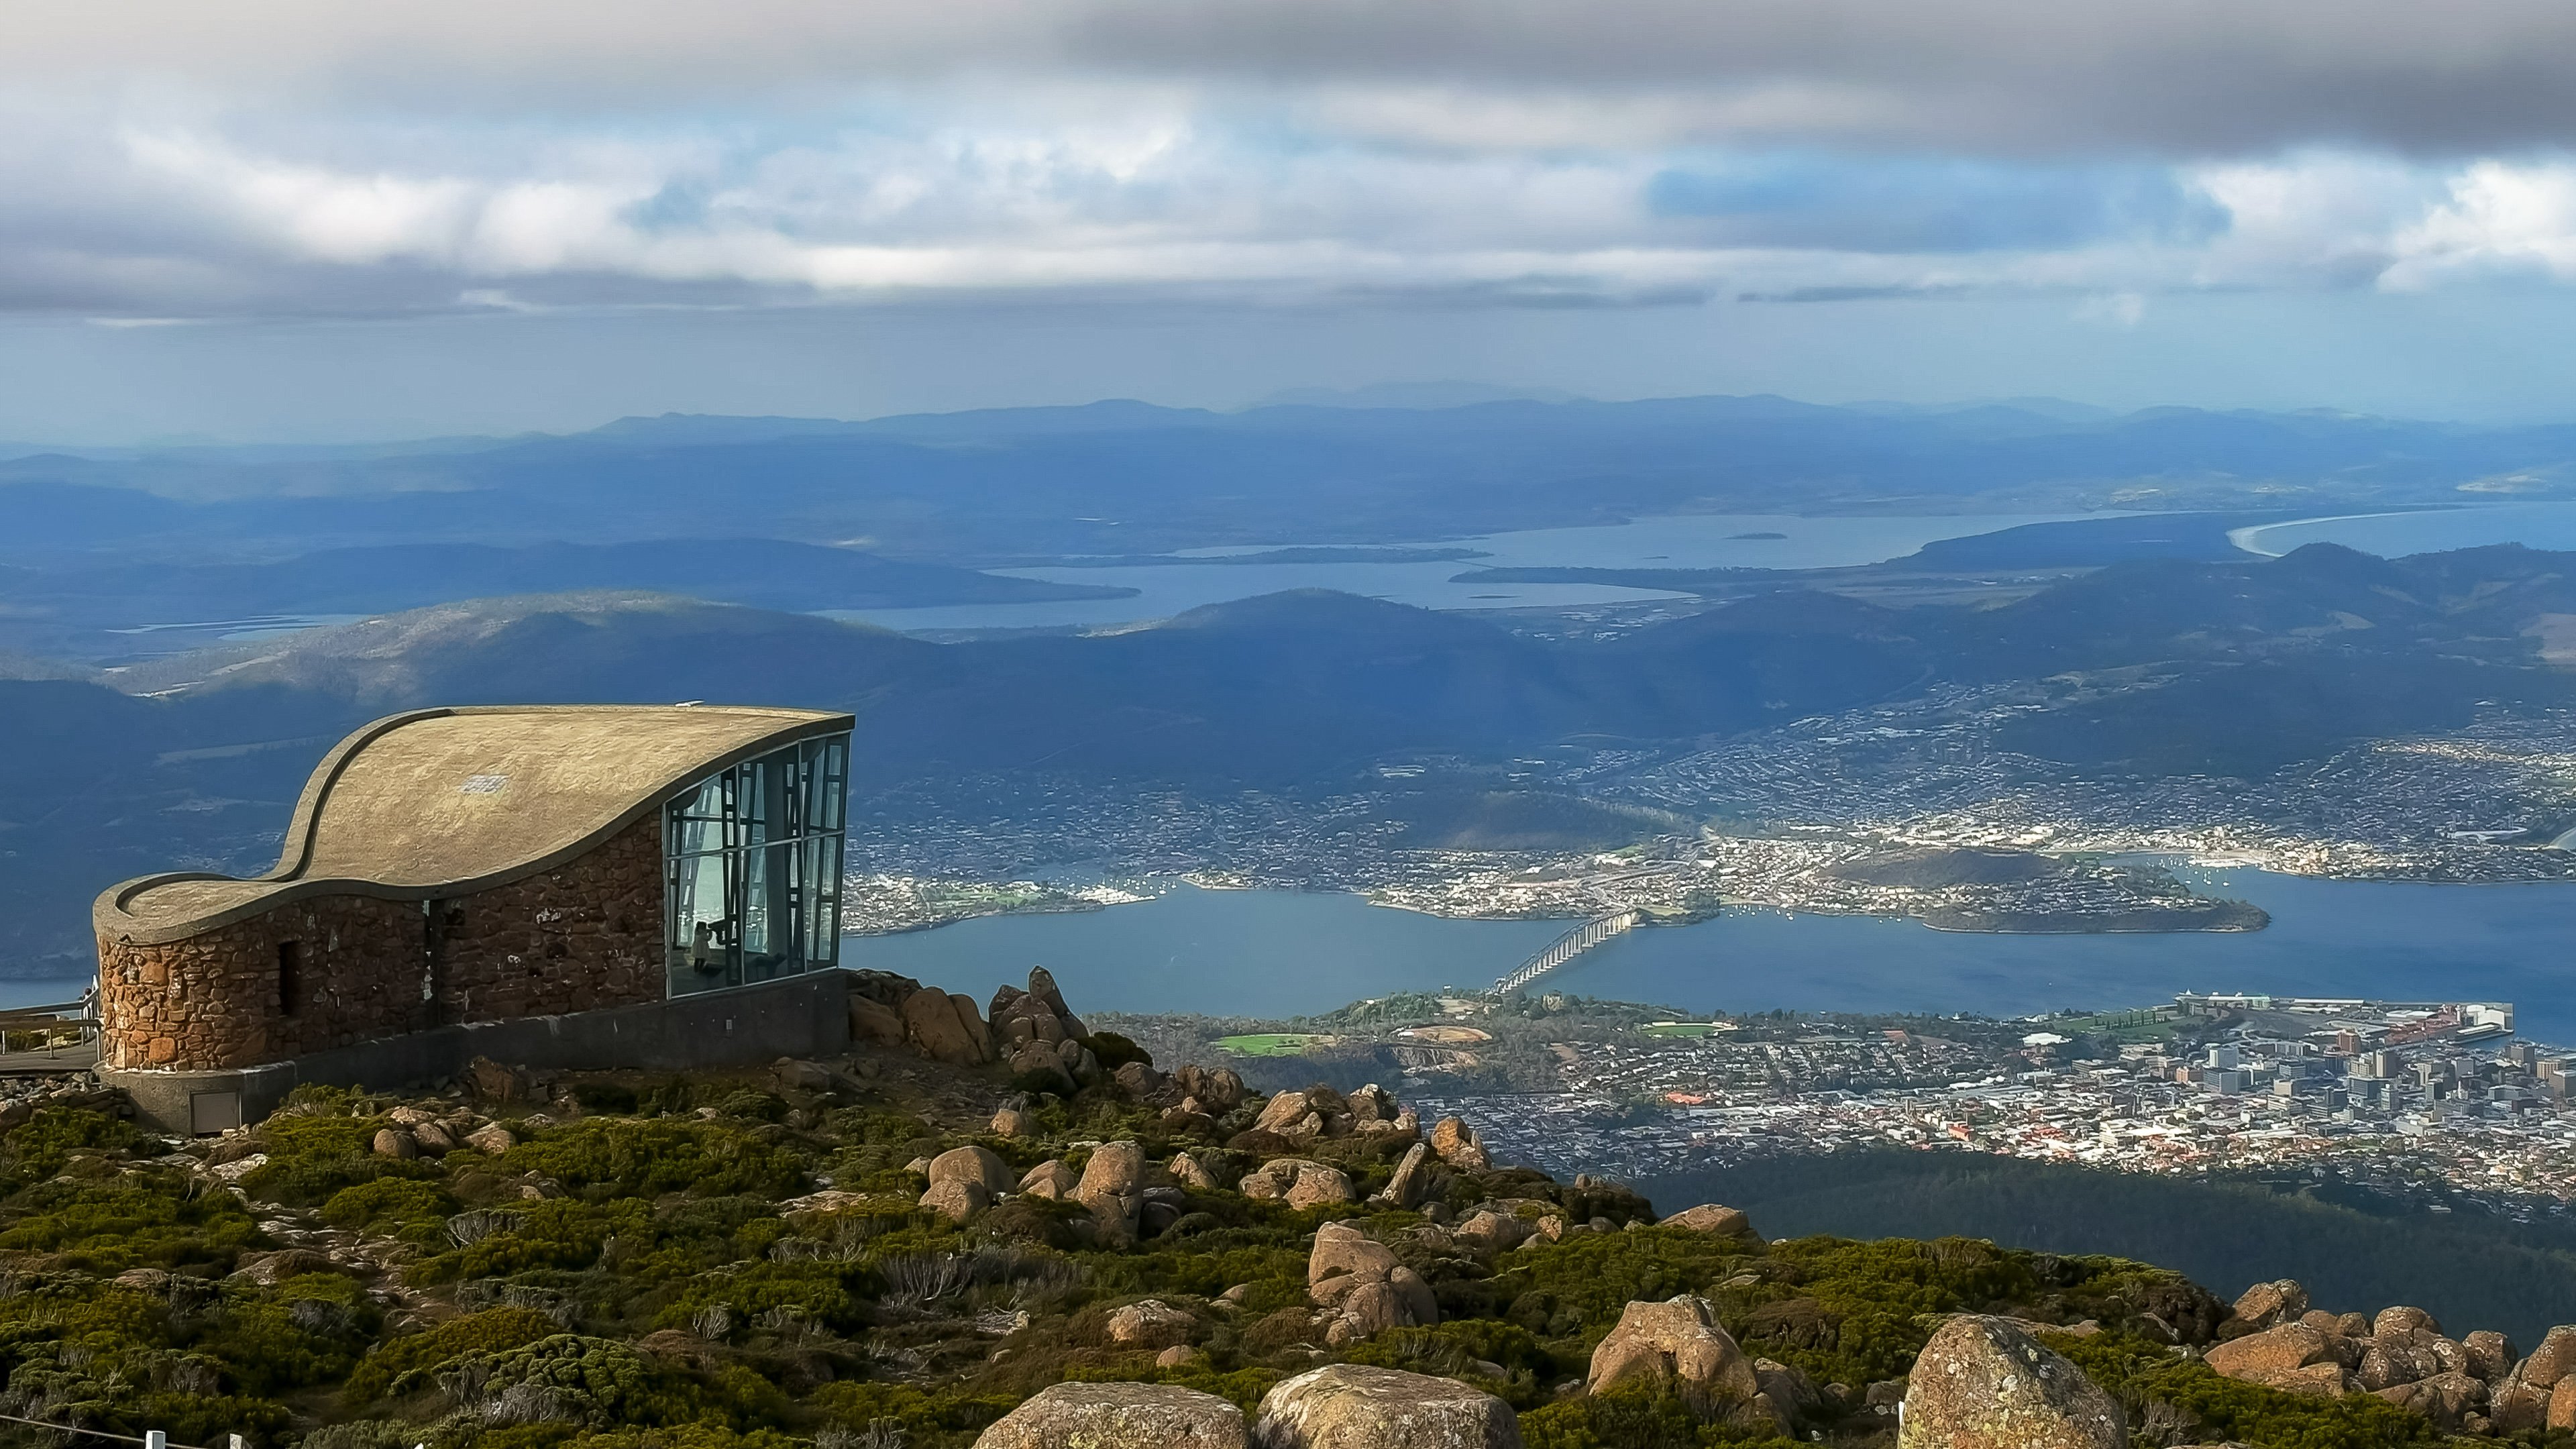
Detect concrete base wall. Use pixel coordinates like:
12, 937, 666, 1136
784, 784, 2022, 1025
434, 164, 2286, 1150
105, 969, 851, 1133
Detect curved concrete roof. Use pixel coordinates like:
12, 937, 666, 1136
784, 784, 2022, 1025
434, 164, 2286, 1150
97, 704, 853, 945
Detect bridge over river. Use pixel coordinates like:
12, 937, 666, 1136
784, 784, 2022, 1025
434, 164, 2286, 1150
1491, 909, 1642, 996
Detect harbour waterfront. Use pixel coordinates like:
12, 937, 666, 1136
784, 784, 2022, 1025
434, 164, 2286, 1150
845, 871, 2576, 1041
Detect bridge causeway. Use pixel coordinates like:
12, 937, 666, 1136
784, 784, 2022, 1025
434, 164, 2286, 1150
1491, 909, 1642, 996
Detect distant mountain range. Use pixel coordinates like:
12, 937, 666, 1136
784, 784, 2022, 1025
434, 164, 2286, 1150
6, 396, 2576, 569
11, 540, 2575, 969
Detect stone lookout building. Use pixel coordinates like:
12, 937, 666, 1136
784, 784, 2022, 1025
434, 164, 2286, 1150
95, 704, 855, 1130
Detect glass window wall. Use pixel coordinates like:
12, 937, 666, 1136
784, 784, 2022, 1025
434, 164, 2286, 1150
664, 734, 847, 996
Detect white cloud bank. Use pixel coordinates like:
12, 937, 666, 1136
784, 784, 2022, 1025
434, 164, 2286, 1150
3, 1, 2576, 317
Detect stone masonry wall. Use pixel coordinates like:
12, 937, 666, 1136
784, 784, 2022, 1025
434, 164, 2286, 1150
100, 815, 665, 1073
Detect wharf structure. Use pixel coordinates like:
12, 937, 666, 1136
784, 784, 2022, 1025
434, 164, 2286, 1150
93, 704, 856, 1130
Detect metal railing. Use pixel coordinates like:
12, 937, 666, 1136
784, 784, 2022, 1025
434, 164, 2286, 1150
1491, 909, 1641, 996
0, 998, 101, 1065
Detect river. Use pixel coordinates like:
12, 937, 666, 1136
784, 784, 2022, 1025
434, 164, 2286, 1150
843, 871, 2576, 1042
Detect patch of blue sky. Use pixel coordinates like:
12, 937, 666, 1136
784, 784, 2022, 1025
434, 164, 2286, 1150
1646, 154, 2231, 254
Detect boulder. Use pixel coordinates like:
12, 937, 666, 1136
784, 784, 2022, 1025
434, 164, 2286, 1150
2464, 1329, 2517, 1383
1076, 1140, 1146, 1240
1057, 1038, 1104, 1088
2375, 1305, 2440, 1340
1900, 1315, 2125, 1449
1307, 1222, 1437, 1342
1026, 965, 1089, 1040
1373, 1143, 1431, 1209
991, 1106, 1036, 1138
948, 992, 995, 1061
1020, 1161, 1080, 1199
928, 1144, 1015, 1196
1753, 1359, 1825, 1430
1255, 1089, 1330, 1144
2553, 1376, 2576, 1432
849, 992, 908, 1047
2374, 1371, 2487, 1431
1173, 1064, 1248, 1114
1430, 1116, 1489, 1170
1587, 1295, 1762, 1420
2522, 1325, 2576, 1389
904, 988, 987, 1066
773, 1058, 836, 1092
464, 1056, 528, 1102
1253, 1364, 1522, 1449
1159, 1345, 1205, 1369
463, 1123, 516, 1156
1010, 1040, 1079, 1096
411, 1120, 457, 1155
1451, 1210, 1529, 1255
1114, 1061, 1168, 1099
1108, 1299, 1197, 1350
2206, 1323, 2337, 1383
2491, 1378, 2553, 1433
2230, 1279, 2308, 1332
1168, 1152, 1220, 1191
371, 1127, 418, 1159
975, 1381, 1246, 1449
1240, 1159, 1354, 1210
920, 1178, 989, 1222
1659, 1203, 1757, 1240
1348, 1084, 1399, 1124
1309, 1221, 1402, 1297
2357, 1337, 2443, 1391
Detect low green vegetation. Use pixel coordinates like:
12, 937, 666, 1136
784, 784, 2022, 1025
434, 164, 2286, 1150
0, 1063, 2512, 1449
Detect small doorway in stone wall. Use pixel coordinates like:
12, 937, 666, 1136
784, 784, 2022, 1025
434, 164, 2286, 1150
278, 941, 304, 1018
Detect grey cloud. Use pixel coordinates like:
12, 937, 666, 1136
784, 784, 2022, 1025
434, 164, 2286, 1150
10, 1, 2576, 156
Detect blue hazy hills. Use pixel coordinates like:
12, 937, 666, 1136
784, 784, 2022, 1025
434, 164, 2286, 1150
7, 540, 2576, 966
6, 396, 2576, 566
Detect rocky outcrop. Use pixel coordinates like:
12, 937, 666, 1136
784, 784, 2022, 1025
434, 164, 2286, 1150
1020, 1160, 1079, 1199
1252, 1364, 1521, 1449
1239, 1158, 1355, 1210
1429, 1116, 1489, 1170
1900, 1315, 2125, 1449
1075, 1140, 1146, 1242
903, 989, 994, 1066
928, 1144, 1014, 1196
1307, 1222, 1437, 1346
1659, 1203, 1757, 1240
1586, 1295, 1762, 1421
1373, 1143, 1431, 1209
1107, 1299, 1197, 1350
975, 1381, 1246, 1449
2226, 1279, 2309, 1334
1173, 1063, 1248, 1116
2205, 1322, 2345, 1395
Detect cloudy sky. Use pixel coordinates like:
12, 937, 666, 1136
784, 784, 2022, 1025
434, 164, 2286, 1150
6, 0, 2576, 440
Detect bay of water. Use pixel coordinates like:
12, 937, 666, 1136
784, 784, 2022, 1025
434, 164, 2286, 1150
2236, 502, 2576, 559
845, 874, 2576, 1042
828, 511, 2088, 633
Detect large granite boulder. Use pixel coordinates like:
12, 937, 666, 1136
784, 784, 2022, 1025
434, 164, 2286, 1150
1075, 1140, 1146, 1242
928, 1144, 1015, 1196
1307, 1222, 1437, 1345
1900, 1315, 2125, 1449
975, 1381, 1246, 1448
1240, 1158, 1355, 1209
1173, 1063, 1249, 1115
1253, 1364, 1521, 1449
1429, 1116, 1489, 1169
904, 988, 992, 1065
2522, 1325, 2576, 1389
2229, 1279, 2309, 1333
1659, 1203, 1757, 1240
1586, 1295, 1761, 1420
1107, 1298, 1198, 1350
1373, 1143, 1432, 1209
2205, 1322, 2346, 1395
